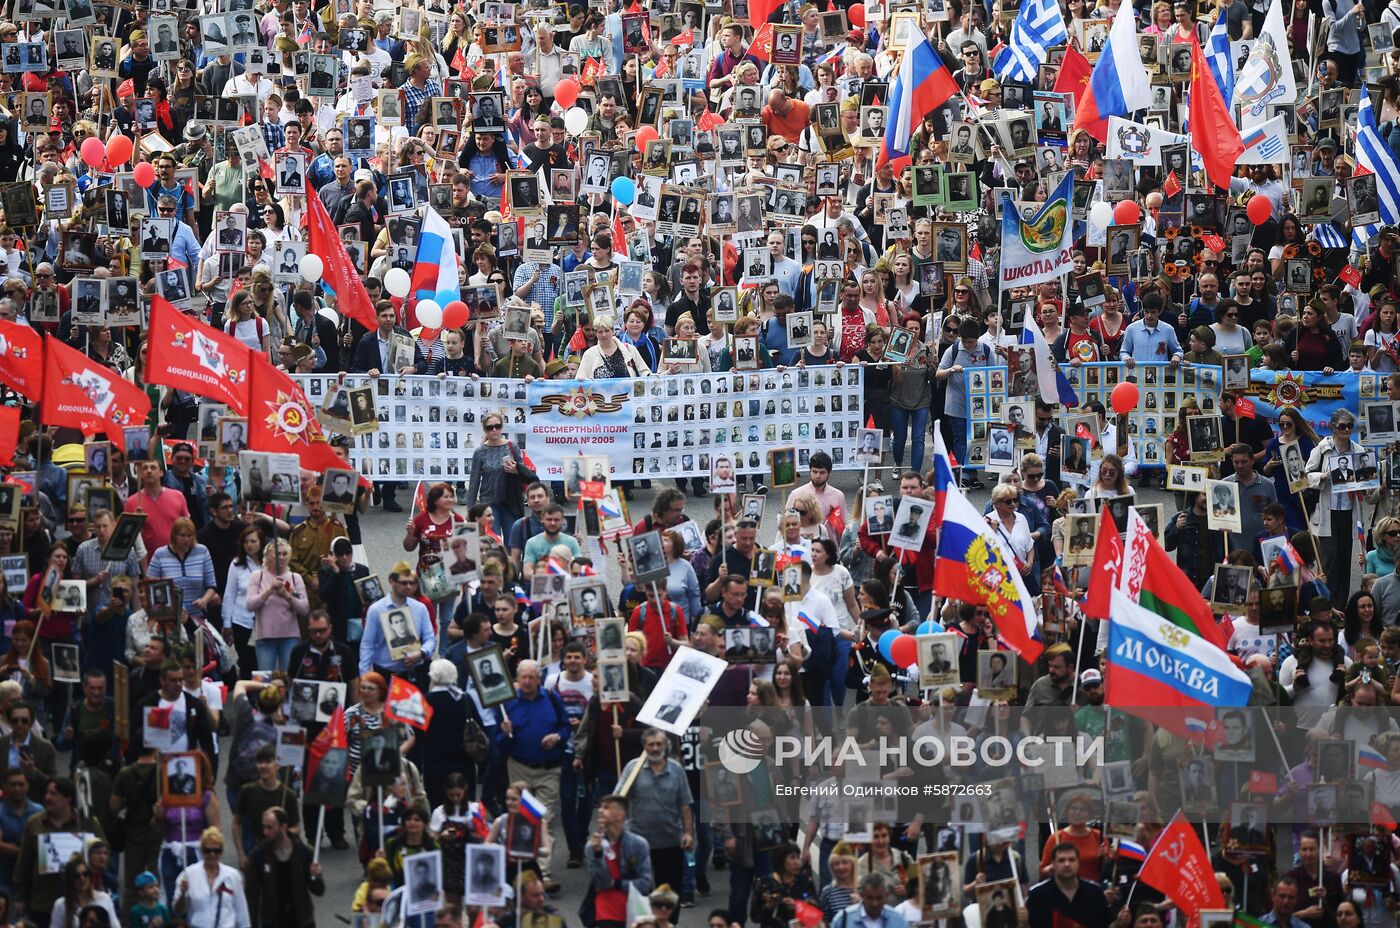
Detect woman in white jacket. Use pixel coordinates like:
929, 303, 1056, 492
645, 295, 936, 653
174, 827, 250, 928
575, 314, 651, 380
1305, 408, 1362, 608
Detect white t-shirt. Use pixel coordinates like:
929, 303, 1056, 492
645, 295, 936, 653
809, 565, 856, 631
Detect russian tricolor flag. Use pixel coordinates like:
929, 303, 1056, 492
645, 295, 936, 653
1360, 745, 1387, 770
519, 789, 547, 825
931, 438, 1043, 662
877, 37, 958, 171
797, 611, 820, 634
408, 206, 461, 322
1072, 0, 1151, 142
1117, 840, 1147, 862
469, 801, 491, 838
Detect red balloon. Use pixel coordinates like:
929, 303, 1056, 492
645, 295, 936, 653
105, 134, 133, 166
1246, 195, 1273, 225
1110, 380, 1140, 415
634, 126, 659, 149
554, 79, 581, 109
848, 3, 866, 27
132, 162, 156, 188
1112, 200, 1141, 225
80, 137, 106, 169
442, 300, 469, 328
890, 634, 918, 669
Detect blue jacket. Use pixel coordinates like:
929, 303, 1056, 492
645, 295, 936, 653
350, 326, 428, 374
359, 595, 436, 675
579, 827, 653, 928
832, 903, 907, 928
496, 687, 571, 767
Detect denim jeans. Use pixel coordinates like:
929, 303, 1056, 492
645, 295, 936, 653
889, 406, 929, 473
559, 760, 592, 856
824, 639, 853, 708
727, 853, 773, 928
160, 845, 198, 907
254, 636, 298, 673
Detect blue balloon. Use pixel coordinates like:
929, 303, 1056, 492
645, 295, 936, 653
611, 176, 636, 205
916, 619, 945, 635
877, 628, 901, 662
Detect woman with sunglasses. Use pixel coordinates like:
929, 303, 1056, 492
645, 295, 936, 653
1305, 409, 1362, 606
174, 827, 249, 928
465, 412, 537, 529
49, 856, 118, 928
1259, 407, 1319, 533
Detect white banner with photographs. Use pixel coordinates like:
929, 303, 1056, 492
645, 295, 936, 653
962, 362, 1223, 470
294, 370, 866, 483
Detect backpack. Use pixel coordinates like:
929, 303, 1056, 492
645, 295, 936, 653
230, 709, 279, 783
193, 617, 238, 677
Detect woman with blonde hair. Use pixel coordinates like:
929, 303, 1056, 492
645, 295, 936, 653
174, 827, 249, 928
245, 538, 310, 672
246, 268, 291, 348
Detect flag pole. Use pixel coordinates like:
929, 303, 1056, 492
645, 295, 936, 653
313, 805, 326, 865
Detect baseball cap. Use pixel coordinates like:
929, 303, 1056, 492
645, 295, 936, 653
135, 872, 158, 889
390, 560, 417, 581
1080, 669, 1103, 686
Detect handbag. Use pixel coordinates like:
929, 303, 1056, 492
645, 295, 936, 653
462, 718, 488, 764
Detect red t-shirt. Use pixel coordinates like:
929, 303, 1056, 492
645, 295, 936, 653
595, 841, 627, 922
1063, 329, 1101, 363
411, 511, 464, 566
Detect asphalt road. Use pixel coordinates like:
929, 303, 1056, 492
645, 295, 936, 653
226, 463, 1202, 923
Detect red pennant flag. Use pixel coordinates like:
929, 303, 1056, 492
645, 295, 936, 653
0, 406, 20, 467
147, 704, 174, 728
385, 676, 434, 731
1339, 265, 1362, 288
826, 504, 847, 540
146, 296, 253, 415
1247, 770, 1278, 794
1073, 421, 1099, 447
246, 353, 345, 472
674, 26, 695, 46
1138, 813, 1227, 916
1163, 171, 1183, 200
749, 0, 783, 26
305, 705, 349, 800
1081, 508, 1122, 620
0, 319, 45, 403
1235, 397, 1257, 419
793, 902, 823, 928
305, 182, 380, 332
42, 335, 150, 452
1188, 35, 1243, 191
747, 22, 774, 62
1373, 801, 1397, 830
1052, 44, 1092, 107
1201, 232, 1226, 253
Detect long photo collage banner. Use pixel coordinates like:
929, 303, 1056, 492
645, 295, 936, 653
286, 368, 867, 484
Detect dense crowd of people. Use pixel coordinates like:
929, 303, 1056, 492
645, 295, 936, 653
2, 0, 1400, 925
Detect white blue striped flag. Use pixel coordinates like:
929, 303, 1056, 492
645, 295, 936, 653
1357, 86, 1400, 225
1308, 223, 1347, 249
1205, 7, 1234, 107
992, 0, 1068, 83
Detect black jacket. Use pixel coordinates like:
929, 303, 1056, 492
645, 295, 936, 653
350, 325, 428, 374
246, 840, 325, 928
127, 689, 217, 767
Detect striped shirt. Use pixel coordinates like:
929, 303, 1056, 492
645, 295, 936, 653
147, 544, 218, 619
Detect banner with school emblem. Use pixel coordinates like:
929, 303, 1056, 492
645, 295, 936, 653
1105, 116, 1189, 166
998, 171, 1075, 289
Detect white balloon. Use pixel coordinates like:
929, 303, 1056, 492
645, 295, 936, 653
416, 299, 443, 328
564, 106, 589, 136
1089, 202, 1114, 231
299, 254, 324, 283
383, 267, 412, 298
